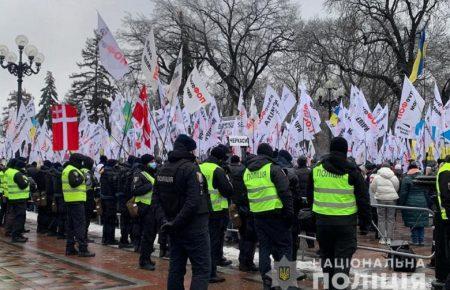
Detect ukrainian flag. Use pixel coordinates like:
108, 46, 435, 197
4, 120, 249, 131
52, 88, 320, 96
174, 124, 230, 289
329, 106, 340, 127
409, 30, 426, 83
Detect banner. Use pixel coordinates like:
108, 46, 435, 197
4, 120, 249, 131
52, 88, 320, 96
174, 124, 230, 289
395, 77, 425, 139
97, 13, 129, 80
141, 28, 159, 96
51, 104, 79, 151
183, 67, 211, 114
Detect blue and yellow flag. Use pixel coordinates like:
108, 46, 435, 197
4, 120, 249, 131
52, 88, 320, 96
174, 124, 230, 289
409, 30, 426, 83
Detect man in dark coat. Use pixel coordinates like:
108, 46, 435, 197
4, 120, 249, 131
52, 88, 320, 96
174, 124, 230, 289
152, 134, 211, 290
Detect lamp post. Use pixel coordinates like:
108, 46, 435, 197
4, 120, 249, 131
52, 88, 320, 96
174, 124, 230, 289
316, 80, 345, 140
0, 35, 45, 113
316, 80, 345, 118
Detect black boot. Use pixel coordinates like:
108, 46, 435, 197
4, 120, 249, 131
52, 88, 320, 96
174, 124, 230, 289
78, 250, 95, 257
11, 236, 28, 243
140, 263, 155, 271
65, 248, 79, 256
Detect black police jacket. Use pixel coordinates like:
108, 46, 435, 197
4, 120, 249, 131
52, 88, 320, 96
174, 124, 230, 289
152, 149, 210, 232
100, 166, 118, 200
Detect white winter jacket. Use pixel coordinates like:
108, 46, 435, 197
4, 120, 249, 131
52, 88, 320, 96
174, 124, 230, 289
369, 167, 400, 202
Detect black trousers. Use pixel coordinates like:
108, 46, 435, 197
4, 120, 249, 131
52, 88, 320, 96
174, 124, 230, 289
37, 202, 52, 233
435, 218, 450, 283
168, 229, 211, 290
85, 196, 95, 237
7, 202, 26, 238
138, 203, 157, 266
238, 215, 257, 267
119, 203, 133, 243
101, 199, 117, 243
316, 225, 357, 290
0, 198, 7, 226
254, 217, 292, 278
55, 196, 66, 237
209, 216, 226, 277
66, 203, 88, 251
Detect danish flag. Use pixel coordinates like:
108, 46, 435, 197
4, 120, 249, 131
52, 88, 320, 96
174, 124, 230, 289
132, 85, 151, 149
51, 104, 79, 151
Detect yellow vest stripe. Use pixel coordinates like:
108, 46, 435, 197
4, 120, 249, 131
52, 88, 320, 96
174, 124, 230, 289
199, 162, 229, 211
436, 162, 450, 220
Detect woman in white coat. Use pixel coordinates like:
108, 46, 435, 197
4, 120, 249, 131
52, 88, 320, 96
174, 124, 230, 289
369, 163, 400, 244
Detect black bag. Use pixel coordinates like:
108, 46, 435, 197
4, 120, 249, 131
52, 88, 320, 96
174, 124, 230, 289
298, 208, 316, 233
388, 241, 417, 272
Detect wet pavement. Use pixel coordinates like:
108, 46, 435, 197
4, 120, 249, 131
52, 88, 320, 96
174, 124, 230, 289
0, 212, 437, 289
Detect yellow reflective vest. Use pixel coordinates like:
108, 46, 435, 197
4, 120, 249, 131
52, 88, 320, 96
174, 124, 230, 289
4, 168, 29, 201
135, 171, 154, 205
312, 164, 357, 216
243, 163, 283, 213
62, 165, 86, 202
199, 162, 229, 211
436, 162, 450, 220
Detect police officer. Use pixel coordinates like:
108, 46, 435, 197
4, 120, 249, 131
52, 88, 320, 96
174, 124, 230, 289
62, 153, 95, 257
199, 145, 235, 283
0, 161, 7, 227
153, 134, 211, 290
295, 156, 314, 248
434, 155, 450, 287
307, 137, 370, 290
241, 143, 294, 289
131, 154, 158, 270
100, 159, 119, 245
117, 157, 135, 249
52, 162, 66, 239
4, 157, 30, 243
228, 155, 258, 273
81, 156, 97, 242
28, 162, 49, 234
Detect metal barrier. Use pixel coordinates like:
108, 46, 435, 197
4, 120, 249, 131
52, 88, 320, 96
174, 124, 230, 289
298, 203, 436, 259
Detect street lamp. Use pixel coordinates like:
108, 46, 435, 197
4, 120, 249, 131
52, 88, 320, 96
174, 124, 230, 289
315, 79, 345, 118
0, 35, 44, 113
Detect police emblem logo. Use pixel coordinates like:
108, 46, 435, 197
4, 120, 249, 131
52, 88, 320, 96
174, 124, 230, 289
278, 266, 290, 281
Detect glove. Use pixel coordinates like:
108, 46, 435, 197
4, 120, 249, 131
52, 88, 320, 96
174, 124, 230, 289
160, 221, 175, 234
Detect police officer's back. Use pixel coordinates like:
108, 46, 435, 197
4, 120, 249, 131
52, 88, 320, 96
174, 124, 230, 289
152, 134, 210, 290
5, 157, 30, 243
241, 143, 294, 289
307, 137, 370, 290
434, 156, 450, 286
62, 153, 95, 257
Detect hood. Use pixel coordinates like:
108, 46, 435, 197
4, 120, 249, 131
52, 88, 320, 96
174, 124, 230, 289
168, 149, 196, 163
277, 156, 293, 169
320, 151, 356, 175
246, 155, 274, 172
377, 167, 395, 179
205, 155, 221, 166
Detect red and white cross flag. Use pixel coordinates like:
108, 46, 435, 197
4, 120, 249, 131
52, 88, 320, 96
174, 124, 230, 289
51, 104, 79, 151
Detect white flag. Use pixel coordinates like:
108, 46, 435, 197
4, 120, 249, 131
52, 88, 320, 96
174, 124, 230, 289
183, 67, 211, 114
395, 77, 425, 139
165, 49, 183, 104
97, 13, 129, 80
279, 86, 296, 122
141, 28, 159, 96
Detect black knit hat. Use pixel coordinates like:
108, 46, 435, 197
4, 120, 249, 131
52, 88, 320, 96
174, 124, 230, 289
278, 150, 293, 163
141, 154, 155, 165
297, 156, 307, 167
211, 145, 227, 161
330, 137, 348, 155
257, 143, 274, 157
174, 134, 197, 151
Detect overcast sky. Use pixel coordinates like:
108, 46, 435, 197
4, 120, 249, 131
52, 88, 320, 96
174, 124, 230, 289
0, 0, 325, 111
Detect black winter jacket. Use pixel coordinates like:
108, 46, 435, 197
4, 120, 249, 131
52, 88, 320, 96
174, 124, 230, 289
152, 149, 210, 234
